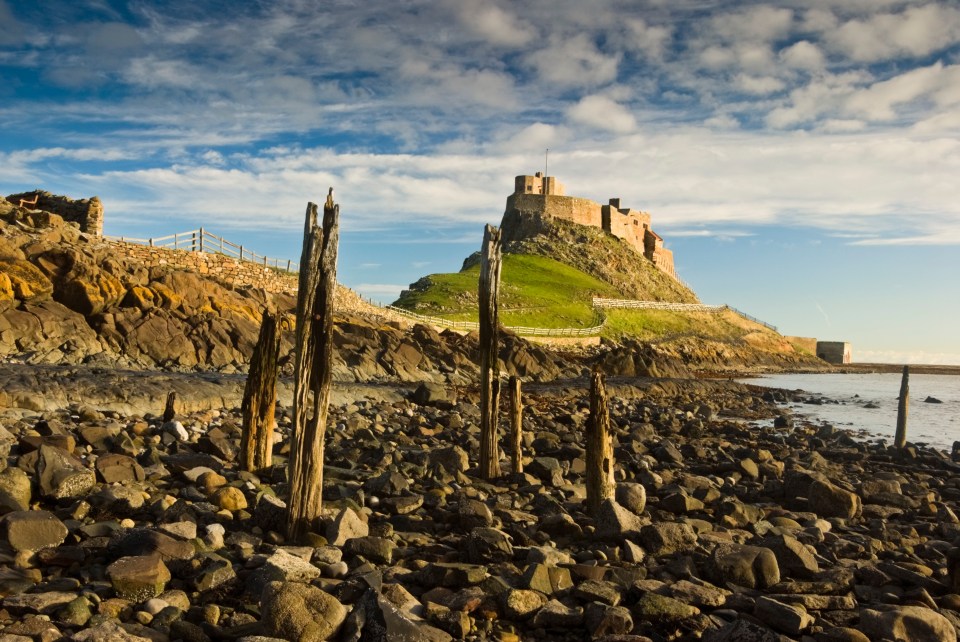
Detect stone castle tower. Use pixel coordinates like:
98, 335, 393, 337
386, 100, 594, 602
501, 173, 677, 280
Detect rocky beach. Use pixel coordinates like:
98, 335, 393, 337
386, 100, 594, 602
3, 196, 959, 642
1, 365, 960, 642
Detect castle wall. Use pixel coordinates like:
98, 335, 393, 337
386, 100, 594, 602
6, 191, 103, 236
102, 239, 298, 294
816, 341, 852, 364
602, 205, 649, 255
510, 193, 602, 228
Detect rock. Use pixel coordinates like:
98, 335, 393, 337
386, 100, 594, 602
212, 486, 247, 511
639, 522, 697, 556
344, 536, 395, 565
754, 596, 814, 635
261, 581, 348, 642
528, 457, 565, 486
0, 468, 33, 514
859, 605, 956, 642
458, 498, 493, 529
585, 604, 634, 637
595, 499, 644, 541
2, 591, 77, 615
107, 553, 171, 601
95, 454, 145, 483
327, 507, 368, 546
573, 579, 621, 606
254, 493, 287, 533
500, 589, 546, 620
615, 482, 647, 514
343, 588, 452, 642
37, 444, 95, 499
4, 510, 68, 551
72, 620, 156, 642
808, 479, 861, 520
531, 598, 583, 628
412, 382, 453, 406
466, 527, 513, 563
709, 544, 780, 590
111, 527, 196, 561
702, 618, 781, 642
429, 445, 470, 475
521, 563, 573, 595
763, 533, 820, 578
631, 592, 700, 624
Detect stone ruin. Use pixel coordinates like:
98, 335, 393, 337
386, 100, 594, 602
5, 190, 103, 236
506, 173, 677, 279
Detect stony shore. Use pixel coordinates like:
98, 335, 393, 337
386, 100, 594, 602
1, 369, 959, 642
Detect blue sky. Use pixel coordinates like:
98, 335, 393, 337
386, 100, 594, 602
2, 0, 959, 364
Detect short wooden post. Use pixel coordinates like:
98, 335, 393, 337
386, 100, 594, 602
240, 311, 281, 473
478, 224, 503, 480
586, 369, 615, 514
287, 190, 339, 542
239, 246, 243, 261
509, 376, 523, 474
895, 365, 909, 448
162, 391, 176, 423
199, 227, 204, 253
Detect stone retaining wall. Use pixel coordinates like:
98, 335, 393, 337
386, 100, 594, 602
101, 239, 299, 294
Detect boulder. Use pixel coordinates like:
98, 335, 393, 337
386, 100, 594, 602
4, 510, 68, 551
261, 581, 347, 642
639, 522, 697, 556
95, 453, 145, 484
107, 554, 171, 601
859, 605, 956, 642
708, 543, 780, 590
37, 444, 95, 499
808, 479, 861, 519
595, 499, 644, 541
615, 482, 647, 515
0, 467, 32, 513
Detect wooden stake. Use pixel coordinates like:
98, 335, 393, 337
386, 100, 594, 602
586, 369, 615, 514
895, 365, 909, 448
162, 392, 176, 423
509, 376, 523, 474
479, 224, 502, 480
287, 192, 339, 542
240, 310, 281, 473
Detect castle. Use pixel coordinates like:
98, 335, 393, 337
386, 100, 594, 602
503, 173, 677, 280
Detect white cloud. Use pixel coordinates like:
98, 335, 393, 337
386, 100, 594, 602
457, 1, 535, 47
624, 18, 672, 59
567, 95, 637, 133
844, 62, 952, 121
779, 40, 826, 70
707, 6, 794, 44
525, 34, 620, 87
735, 74, 786, 95
828, 4, 960, 62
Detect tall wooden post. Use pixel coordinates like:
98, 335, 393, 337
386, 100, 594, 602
479, 224, 502, 480
162, 392, 177, 423
287, 191, 339, 542
509, 376, 523, 474
240, 311, 281, 473
895, 365, 909, 448
586, 369, 615, 514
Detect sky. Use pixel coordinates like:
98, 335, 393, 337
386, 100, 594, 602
1, 0, 959, 364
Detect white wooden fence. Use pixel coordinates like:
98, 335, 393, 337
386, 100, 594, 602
106, 228, 299, 273
384, 306, 606, 337
592, 297, 777, 331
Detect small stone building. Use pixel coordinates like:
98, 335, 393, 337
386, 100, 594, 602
816, 341, 852, 364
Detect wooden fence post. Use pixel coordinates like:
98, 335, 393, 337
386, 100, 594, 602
895, 365, 909, 448
287, 191, 339, 542
199, 227, 204, 253
509, 376, 523, 474
240, 311, 281, 473
586, 369, 615, 514
162, 391, 177, 423
479, 224, 503, 480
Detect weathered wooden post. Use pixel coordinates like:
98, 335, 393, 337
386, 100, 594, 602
895, 365, 909, 448
509, 376, 523, 474
479, 224, 502, 480
287, 190, 339, 542
239, 311, 281, 473
162, 392, 176, 423
586, 369, 615, 514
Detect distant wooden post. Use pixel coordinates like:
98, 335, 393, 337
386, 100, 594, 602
586, 369, 615, 514
162, 392, 176, 423
240, 311, 281, 473
509, 376, 523, 474
479, 224, 503, 480
287, 190, 339, 542
895, 365, 909, 448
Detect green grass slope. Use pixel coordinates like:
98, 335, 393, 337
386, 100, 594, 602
394, 253, 619, 328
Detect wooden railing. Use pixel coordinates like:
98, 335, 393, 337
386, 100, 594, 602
106, 228, 299, 273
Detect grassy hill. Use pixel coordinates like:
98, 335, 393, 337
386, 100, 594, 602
394, 253, 619, 329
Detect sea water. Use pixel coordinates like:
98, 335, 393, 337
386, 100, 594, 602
738, 373, 960, 451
